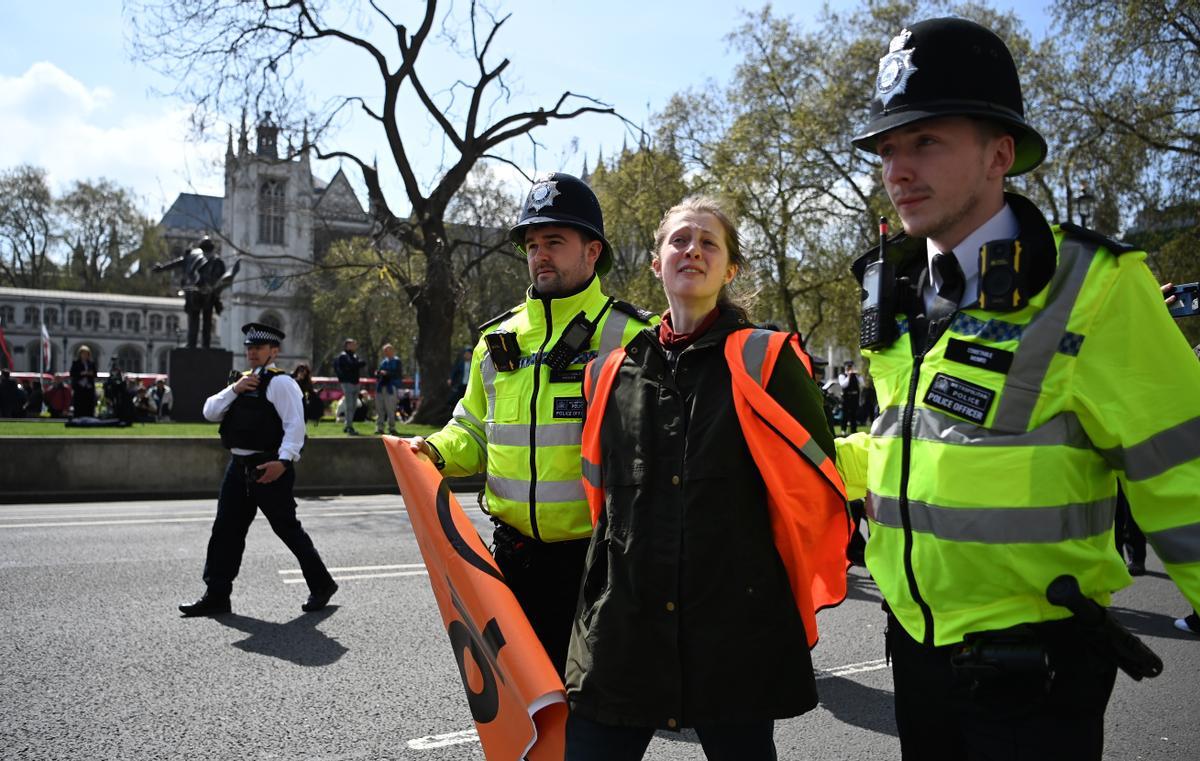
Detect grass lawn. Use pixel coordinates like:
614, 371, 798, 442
0, 419, 439, 437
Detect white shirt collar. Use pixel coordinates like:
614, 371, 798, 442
925, 203, 1020, 309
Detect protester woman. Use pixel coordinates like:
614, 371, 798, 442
69, 345, 98, 418
565, 197, 848, 761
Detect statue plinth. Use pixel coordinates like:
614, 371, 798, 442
169, 348, 234, 422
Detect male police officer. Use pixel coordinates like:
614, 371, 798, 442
408, 173, 654, 674
179, 322, 337, 616
836, 18, 1200, 760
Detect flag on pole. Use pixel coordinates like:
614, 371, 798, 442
382, 438, 566, 760
40, 321, 52, 376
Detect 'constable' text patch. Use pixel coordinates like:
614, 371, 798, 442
923, 373, 995, 424
944, 338, 1013, 374
553, 397, 586, 419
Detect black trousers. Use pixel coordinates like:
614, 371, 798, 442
565, 713, 776, 761
491, 525, 589, 677
841, 394, 859, 434
888, 614, 1118, 761
202, 455, 334, 598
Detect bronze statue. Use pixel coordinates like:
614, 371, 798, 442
153, 236, 240, 349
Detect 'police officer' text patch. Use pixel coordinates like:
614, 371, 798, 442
923, 373, 995, 424
553, 397, 586, 419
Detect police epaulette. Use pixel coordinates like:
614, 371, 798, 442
611, 299, 657, 323
1059, 223, 1137, 255
477, 307, 518, 332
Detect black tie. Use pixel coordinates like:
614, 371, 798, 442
913, 251, 965, 351
932, 251, 965, 306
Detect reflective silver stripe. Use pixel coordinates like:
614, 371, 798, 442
449, 400, 488, 451
486, 422, 583, 448
991, 238, 1096, 433
598, 309, 632, 357
739, 329, 774, 386
582, 458, 602, 489
1145, 521, 1200, 564
1098, 416, 1200, 481
865, 492, 1116, 543
487, 474, 585, 503
481, 349, 499, 421
872, 406, 1094, 449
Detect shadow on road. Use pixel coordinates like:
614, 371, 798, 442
1109, 605, 1199, 641
817, 674, 898, 737
215, 607, 348, 666
845, 571, 883, 605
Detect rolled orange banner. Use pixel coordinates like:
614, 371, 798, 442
382, 437, 566, 760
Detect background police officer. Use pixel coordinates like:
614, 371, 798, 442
837, 17, 1200, 760
407, 173, 654, 674
179, 322, 338, 617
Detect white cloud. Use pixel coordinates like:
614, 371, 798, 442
0, 62, 224, 217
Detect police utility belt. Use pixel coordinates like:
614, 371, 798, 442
485, 298, 614, 373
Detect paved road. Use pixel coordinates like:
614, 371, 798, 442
1, 494, 1196, 760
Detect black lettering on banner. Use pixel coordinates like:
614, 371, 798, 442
448, 617, 503, 723
945, 338, 1013, 374
437, 480, 504, 583
923, 372, 996, 424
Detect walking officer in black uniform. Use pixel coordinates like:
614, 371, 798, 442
179, 322, 338, 617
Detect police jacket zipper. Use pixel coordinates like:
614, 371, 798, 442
527, 299, 554, 541
900, 351, 936, 646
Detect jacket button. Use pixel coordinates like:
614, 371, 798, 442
671, 475, 680, 485
667, 718, 678, 728
666, 601, 675, 612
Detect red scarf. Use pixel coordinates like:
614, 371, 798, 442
658, 308, 720, 350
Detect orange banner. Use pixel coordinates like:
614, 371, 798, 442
382, 438, 566, 760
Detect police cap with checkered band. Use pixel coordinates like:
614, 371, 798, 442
852, 17, 1048, 176
242, 322, 285, 346
509, 172, 613, 276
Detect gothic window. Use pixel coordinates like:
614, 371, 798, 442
68, 309, 82, 328
45, 308, 59, 326
114, 344, 143, 373
127, 313, 141, 332
149, 314, 164, 333
166, 315, 180, 334
109, 312, 124, 331
0, 305, 14, 324
85, 311, 100, 329
258, 179, 286, 245
24, 306, 39, 324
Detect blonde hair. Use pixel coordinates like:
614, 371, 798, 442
652, 196, 750, 319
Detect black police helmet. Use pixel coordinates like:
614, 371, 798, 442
852, 17, 1048, 176
509, 172, 613, 276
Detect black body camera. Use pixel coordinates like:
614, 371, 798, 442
485, 331, 521, 372
978, 239, 1028, 311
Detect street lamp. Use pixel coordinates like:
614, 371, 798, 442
1075, 187, 1097, 228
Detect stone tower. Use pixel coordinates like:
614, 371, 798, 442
220, 113, 314, 368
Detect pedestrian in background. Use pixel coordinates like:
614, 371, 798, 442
374, 343, 402, 435
69, 345, 97, 418
333, 338, 365, 436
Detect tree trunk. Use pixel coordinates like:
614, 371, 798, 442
410, 225, 458, 425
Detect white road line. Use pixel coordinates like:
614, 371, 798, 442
407, 729, 480, 750
0, 509, 406, 530
282, 571, 429, 584
406, 658, 892, 750
279, 563, 427, 574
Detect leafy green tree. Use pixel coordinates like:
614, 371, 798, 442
58, 179, 156, 292
0, 166, 58, 289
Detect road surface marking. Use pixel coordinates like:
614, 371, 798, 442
0, 509, 406, 530
279, 563, 427, 574
817, 658, 889, 678
282, 570, 429, 583
407, 729, 480, 750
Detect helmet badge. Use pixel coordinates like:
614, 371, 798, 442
527, 178, 561, 212
875, 28, 917, 108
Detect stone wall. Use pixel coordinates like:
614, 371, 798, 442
0, 437, 482, 503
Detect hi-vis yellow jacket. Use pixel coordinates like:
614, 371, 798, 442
428, 275, 653, 542
837, 195, 1200, 647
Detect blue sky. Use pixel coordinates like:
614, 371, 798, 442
0, 1, 1053, 220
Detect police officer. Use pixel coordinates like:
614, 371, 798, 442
837, 18, 1200, 760
407, 173, 654, 674
179, 322, 337, 616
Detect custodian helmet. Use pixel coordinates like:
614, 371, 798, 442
509, 172, 613, 276
851, 17, 1047, 176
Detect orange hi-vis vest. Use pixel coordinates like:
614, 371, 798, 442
581, 328, 852, 647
